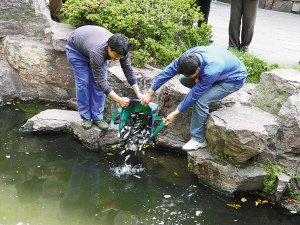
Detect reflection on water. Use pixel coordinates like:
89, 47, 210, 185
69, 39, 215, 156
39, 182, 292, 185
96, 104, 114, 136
1, 102, 300, 225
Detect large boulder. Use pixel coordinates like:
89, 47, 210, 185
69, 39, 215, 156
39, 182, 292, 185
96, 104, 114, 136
206, 106, 280, 164
251, 69, 300, 115
0, 0, 53, 38
154, 77, 193, 150
188, 147, 268, 195
5, 36, 75, 102
0, 0, 76, 103
20, 109, 119, 149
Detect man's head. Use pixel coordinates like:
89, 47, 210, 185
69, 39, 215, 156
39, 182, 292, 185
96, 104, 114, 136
177, 53, 200, 78
107, 33, 129, 60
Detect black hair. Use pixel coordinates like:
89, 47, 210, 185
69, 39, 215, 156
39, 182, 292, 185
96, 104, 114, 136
177, 53, 200, 76
108, 33, 129, 56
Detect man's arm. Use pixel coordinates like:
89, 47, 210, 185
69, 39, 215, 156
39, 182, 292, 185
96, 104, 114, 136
164, 108, 180, 126
131, 84, 142, 99
140, 59, 179, 106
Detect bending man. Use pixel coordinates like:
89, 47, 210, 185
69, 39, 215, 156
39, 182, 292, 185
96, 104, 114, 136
140, 46, 247, 151
66, 25, 142, 130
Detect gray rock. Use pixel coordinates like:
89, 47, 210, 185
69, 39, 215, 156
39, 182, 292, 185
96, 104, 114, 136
277, 92, 300, 153
0, 0, 53, 38
188, 147, 268, 195
5, 36, 75, 102
273, 172, 291, 203
20, 109, 119, 149
206, 106, 279, 164
0, 60, 22, 101
44, 22, 75, 51
272, 1, 293, 13
20, 109, 82, 132
251, 69, 300, 115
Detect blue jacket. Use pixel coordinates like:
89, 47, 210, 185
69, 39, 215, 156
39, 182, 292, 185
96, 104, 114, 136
151, 46, 248, 112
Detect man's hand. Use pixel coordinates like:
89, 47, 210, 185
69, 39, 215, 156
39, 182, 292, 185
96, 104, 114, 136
164, 109, 180, 126
108, 90, 130, 108
118, 97, 130, 108
140, 89, 155, 106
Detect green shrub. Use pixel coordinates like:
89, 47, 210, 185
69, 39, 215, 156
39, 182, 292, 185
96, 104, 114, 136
61, 0, 211, 67
213, 148, 241, 168
228, 48, 279, 83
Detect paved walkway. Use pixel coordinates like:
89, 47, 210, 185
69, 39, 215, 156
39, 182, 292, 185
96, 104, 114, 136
209, 1, 300, 66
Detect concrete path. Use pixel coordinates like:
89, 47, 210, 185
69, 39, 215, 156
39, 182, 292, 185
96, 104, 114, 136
209, 1, 300, 66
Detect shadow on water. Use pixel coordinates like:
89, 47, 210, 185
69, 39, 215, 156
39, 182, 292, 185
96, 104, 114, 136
1, 102, 300, 225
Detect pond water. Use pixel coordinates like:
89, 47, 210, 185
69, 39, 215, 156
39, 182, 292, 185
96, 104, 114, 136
1, 102, 300, 225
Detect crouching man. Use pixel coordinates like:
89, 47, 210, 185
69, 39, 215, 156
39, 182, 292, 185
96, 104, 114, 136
140, 46, 247, 151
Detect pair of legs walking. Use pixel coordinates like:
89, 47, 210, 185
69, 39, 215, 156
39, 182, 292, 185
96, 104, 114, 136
179, 75, 243, 150
66, 42, 108, 130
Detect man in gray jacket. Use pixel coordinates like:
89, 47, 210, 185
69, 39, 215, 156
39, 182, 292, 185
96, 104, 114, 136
66, 25, 142, 130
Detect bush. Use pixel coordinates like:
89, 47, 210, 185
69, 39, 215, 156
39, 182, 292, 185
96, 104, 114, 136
61, 0, 212, 67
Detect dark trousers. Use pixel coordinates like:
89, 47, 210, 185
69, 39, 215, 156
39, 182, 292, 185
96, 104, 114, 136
196, 0, 212, 26
229, 0, 259, 49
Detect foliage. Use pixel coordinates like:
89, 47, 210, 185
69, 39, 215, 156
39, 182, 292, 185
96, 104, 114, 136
213, 148, 240, 168
228, 48, 279, 83
260, 160, 300, 200
61, 0, 212, 67
261, 162, 277, 199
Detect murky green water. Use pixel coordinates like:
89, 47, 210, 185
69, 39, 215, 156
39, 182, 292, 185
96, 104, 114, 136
1, 102, 300, 225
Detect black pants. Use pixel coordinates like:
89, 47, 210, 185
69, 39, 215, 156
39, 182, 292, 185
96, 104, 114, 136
196, 0, 212, 26
229, 0, 259, 49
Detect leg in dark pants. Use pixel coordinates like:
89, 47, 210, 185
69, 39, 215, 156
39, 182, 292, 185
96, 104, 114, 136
229, 0, 259, 49
196, 0, 213, 26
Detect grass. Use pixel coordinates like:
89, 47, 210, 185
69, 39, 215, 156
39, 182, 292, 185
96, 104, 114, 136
228, 48, 300, 84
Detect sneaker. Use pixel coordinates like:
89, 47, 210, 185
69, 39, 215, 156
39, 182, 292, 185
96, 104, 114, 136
182, 139, 207, 151
82, 119, 92, 130
93, 120, 109, 131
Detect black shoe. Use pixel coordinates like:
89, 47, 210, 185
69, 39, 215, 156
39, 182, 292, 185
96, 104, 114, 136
241, 46, 249, 53
207, 38, 214, 44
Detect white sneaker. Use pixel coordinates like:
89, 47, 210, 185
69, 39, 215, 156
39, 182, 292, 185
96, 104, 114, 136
182, 139, 207, 151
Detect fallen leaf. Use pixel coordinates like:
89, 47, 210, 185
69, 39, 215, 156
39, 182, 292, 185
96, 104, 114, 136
270, 202, 275, 205
290, 211, 298, 214
255, 201, 259, 206
227, 204, 241, 209
107, 153, 114, 155
262, 200, 268, 204
15, 108, 19, 110
241, 198, 247, 203
174, 172, 178, 175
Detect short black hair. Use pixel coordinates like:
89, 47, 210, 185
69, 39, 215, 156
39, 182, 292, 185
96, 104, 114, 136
108, 33, 129, 56
177, 53, 200, 76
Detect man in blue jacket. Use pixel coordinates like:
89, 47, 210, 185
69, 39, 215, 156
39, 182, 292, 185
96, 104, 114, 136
140, 46, 247, 151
